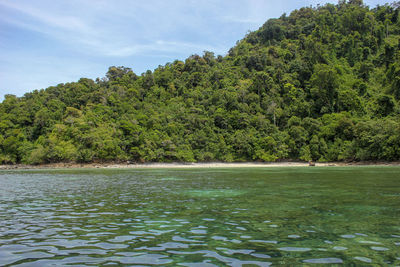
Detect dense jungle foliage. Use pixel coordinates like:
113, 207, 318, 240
1, 1, 400, 164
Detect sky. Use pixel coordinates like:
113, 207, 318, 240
0, 0, 387, 99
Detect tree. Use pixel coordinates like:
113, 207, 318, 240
106, 66, 136, 81
1, 1, 400, 164
310, 64, 339, 113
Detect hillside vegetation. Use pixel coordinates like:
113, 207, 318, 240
1, 1, 400, 164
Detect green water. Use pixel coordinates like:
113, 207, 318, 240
0, 167, 400, 266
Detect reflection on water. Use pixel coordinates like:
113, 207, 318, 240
0, 167, 400, 265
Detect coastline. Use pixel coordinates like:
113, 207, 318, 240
1, 161, 400, 170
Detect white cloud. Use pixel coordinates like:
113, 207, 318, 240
221, 15, 264, 24
0, 0, 226, 58
0, 1, 90, 32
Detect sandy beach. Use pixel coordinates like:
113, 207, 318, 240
1, 161, 399, 170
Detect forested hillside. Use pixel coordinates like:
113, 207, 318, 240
1, 1, 400, 164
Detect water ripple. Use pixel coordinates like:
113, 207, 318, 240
1, 168, 400, 265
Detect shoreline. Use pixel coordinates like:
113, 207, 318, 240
1, 161, 400, 170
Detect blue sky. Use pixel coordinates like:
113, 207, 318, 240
0, 0, 386, 99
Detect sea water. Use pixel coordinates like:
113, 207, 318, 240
0, 167, 399, 265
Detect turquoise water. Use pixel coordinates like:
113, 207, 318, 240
0, 167, 400, 266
